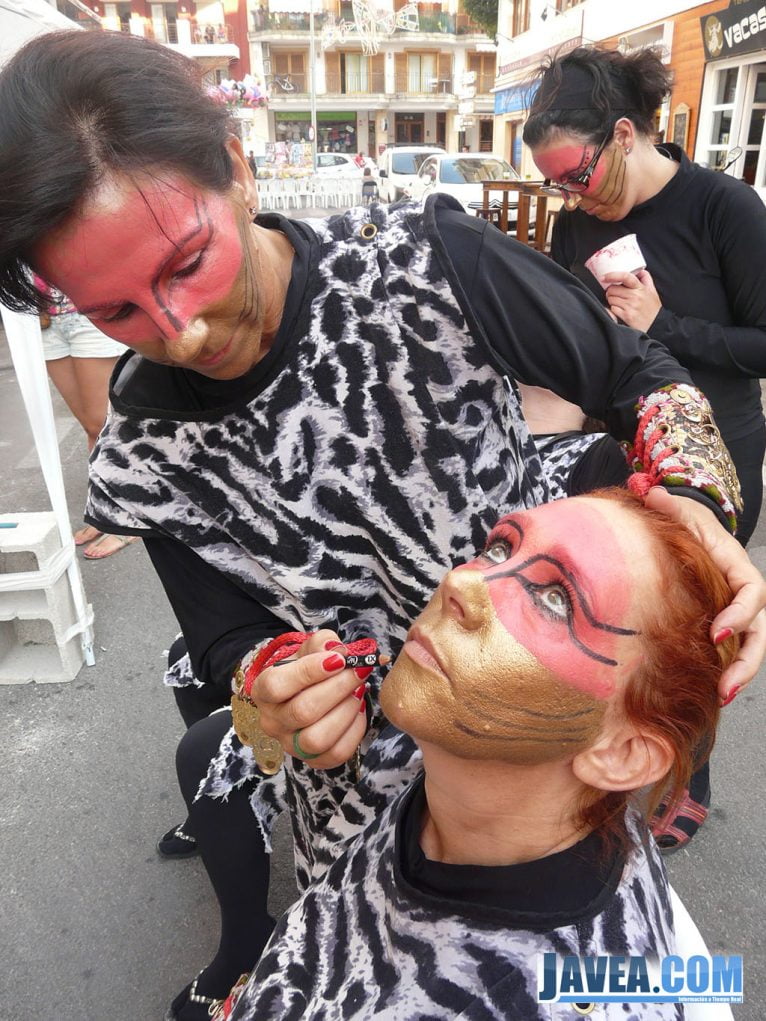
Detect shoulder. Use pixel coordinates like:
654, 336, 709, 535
681, 156, 766, 221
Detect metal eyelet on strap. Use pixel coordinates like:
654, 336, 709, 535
359, 222, 378, 241
572, 1005, 596, 1016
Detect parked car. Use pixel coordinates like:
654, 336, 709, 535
315, 152, 364, 177
407, 153, 520, 218
376, 145, 445, 203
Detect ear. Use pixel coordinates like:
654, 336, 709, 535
572, 720, 673, 793
225, 136, 259, 212
612, 117, 637, 155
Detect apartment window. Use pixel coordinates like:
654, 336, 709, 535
343, 53, 369, 93
408, 53, 438, 92
511, 0, 530, 37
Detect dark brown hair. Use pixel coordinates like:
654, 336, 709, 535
0, 30, 235, 313
523, 45, 673, 149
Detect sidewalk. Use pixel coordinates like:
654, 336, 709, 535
1, 253, 764, 1018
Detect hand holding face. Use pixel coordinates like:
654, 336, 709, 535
603, 269, 662, 333
644, 487, 766, 701
251, 629, 370, 768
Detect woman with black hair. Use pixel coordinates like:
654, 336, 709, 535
524, 43, 766, 853
0, 30, 762, 1021
524, 46, 766, 550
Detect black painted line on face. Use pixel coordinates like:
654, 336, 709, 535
150, 194, 208, 334
459, 702, 596, 735
453, 720, 587, 745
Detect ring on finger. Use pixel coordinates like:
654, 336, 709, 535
292, 728, 321, 761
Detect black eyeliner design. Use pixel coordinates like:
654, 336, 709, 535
482, 518, 638, 668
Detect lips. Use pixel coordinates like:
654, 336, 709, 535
197, 336, 233, 368
403, 628, 448, 679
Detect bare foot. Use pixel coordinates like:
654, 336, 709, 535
82, 534, 139, 560
74, 524, 103, 546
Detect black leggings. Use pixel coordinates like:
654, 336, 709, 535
172, 650, 274, 998
726, 425, 766, 547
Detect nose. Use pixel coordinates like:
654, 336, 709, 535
441, 568, 494, 632
156, 313, 211, 364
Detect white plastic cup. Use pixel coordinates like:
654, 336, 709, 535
584, 234, 646, 290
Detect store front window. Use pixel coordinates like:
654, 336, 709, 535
698, 61, 766, 194
274, 113, 358, 152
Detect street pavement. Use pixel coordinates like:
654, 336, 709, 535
0, 213, 764, 1019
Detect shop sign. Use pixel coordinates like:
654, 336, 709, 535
701, 0, 766, 60
494, 80, 538, 116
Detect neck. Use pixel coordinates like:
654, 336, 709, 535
629, 138, 679, 206
418, 742, 591, 867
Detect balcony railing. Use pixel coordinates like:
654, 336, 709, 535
251, 7, 485, 36
395, 74, 453, 94
252, 10, 330, 32
115, 17, 235, 46
324, 72, 386, 94
270, 73, 309, 94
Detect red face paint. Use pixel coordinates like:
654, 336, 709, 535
458, 499, 641, 699
33, 173, 268, 378
533, 137, 629, 221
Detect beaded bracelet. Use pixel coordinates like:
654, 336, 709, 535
623, 384, 742, 533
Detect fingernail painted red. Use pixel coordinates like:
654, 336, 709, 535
322, 653, 346, 671
359, 699, 367, 714
324, 640, 344, 651
353, 683, 366, 700
355, 666, 373, 681
714, 627, 734, 645
721, 685, 740, 707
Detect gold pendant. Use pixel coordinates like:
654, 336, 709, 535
231, 669, 284, 775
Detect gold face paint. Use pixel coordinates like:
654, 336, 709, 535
380, 569, 607, 765
380, 497, 651, 764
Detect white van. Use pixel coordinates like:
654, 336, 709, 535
377, 145, 445, 203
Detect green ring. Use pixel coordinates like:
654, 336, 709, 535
292, 729, 321, 761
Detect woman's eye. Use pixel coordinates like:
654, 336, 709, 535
173, 251, 204, 280
483, 538, 512, 565
101, 303, 135, 323
535, 584, 571, 620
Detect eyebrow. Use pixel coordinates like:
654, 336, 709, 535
77, 197, 210, 318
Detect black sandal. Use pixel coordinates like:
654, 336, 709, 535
156, 823, 199, 859
164, 975, 223, 1021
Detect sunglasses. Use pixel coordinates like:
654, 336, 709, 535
541, 130, 613, 198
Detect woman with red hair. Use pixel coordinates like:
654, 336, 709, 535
217, 489, 734, 1021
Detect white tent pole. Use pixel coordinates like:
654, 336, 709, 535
0, 304, 95, 666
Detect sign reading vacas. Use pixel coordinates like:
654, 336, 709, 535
701, 0, 766, 60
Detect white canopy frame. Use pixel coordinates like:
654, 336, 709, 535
1, 0, 95, 669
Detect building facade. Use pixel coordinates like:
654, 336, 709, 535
247, 0, 496, 157
491, 0, 766, 203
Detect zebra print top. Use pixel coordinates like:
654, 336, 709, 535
228, 775, 682, 1021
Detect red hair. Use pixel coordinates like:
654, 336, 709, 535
577, 488, 739, 843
